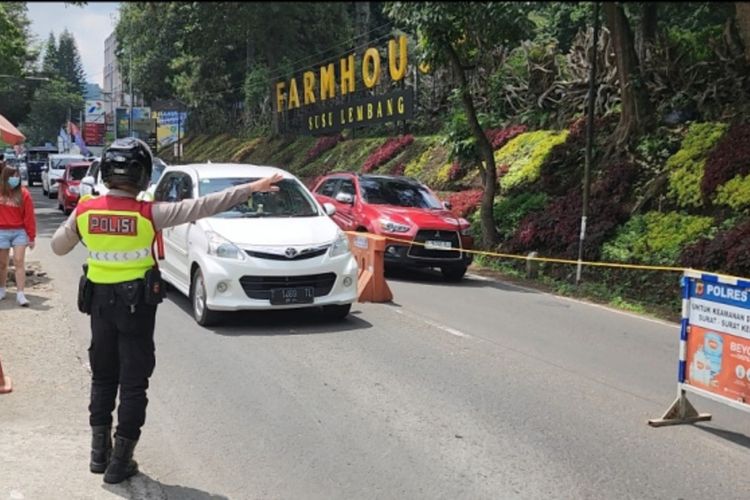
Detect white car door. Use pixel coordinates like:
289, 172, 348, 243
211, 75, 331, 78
155, 172, 193, 289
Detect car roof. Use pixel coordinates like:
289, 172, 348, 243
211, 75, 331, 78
170, 163, 294, 179
28, 146, 58, 152
66, 161, 92, 168
50, 153, 85, 159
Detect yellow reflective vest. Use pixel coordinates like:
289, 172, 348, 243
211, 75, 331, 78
75, 195, 156, 284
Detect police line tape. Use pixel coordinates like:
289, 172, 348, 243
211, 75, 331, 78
378, 235, 688, 273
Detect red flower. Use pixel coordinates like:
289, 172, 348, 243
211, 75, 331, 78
306, 135, 343, 162
362, 135, 414, 173
446, 189, 483, 218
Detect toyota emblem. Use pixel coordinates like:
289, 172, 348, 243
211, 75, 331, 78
285, 248, 298, 258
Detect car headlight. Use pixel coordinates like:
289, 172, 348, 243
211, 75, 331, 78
379, 218, 411, 233
329, 231, 350, 257
206, 231, 246, 260
460, 226, 472, 236
69, 185, 80, 194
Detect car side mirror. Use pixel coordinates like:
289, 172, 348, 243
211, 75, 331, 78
41, 166, 48, 172
82, 175, 95, 187
335, 192, 354, 205
323, 202, 336, 216
443, 201, 453, 210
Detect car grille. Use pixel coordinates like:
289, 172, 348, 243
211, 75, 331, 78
408, 230, 462, 260
239, 273, 337, 300
245, 246, 329, 261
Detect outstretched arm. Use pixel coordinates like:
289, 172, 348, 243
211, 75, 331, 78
151, 174, 283, 230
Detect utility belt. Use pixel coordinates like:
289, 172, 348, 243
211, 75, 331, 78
78, 265, 166, 315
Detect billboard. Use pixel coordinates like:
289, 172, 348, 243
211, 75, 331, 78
151, 110, 188, 148
115, 107, 157, 153
85, 100, 106, 124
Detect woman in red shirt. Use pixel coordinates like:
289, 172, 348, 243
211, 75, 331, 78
0, 163, 36, 306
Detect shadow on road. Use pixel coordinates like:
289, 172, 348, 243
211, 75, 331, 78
167, 291, 374, 337
385, 265, 539, 294
695, 423, 750, 451
103, 471, 229, 499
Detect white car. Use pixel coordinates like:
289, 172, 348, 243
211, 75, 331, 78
81, 157, 168, 199
153, 163, 358, 326
42, 153, 84, 198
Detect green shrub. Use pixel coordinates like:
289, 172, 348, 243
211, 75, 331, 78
715, 174, 750, 210
494, 192, 548, 241
497, 130, 569, 192
602, 211, 714, 265
666, 122, 728, 207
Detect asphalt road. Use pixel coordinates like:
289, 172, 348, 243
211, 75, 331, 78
32, 187, 750, 499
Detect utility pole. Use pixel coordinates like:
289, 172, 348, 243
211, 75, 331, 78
576, 1, 600, 286
129, 49, 133, 137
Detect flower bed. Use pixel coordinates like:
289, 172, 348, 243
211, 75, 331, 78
362, 134, 414, 173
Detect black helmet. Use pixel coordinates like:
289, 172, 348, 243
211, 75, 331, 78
101, 137, 153, 191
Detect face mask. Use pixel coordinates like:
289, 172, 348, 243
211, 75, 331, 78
7, 177, 20, 189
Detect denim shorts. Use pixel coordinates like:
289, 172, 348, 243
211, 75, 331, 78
0, 228, 29, 249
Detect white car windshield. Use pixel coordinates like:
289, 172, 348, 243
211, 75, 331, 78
199, 177, 320, 218
51, 157, 83, 170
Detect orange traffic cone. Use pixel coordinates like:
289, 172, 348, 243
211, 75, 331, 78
0, 355, 12, 394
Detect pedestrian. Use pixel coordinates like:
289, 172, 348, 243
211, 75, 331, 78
51, 138, 282, 484
0, 161, 36, 307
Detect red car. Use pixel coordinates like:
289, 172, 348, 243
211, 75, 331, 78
57, 161, 92, 215
313, 173, 474, 281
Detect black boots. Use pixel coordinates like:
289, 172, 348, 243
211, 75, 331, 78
103, 435, 139, 484
90, 425, 112, 473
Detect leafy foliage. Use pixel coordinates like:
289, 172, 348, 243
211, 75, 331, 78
306, 135, 343, 162
681, 218, 750, 276
362, 135, 414, 173
506, 162, 638, 259
0, 4, 26, 77
714, 174, 750, 210
666, 122, 728, 207
20, 80, 84, 145
446, 189, 483, 218
602, 212, 714, 265
496, 130, 569, 192
701, 124, 750, 201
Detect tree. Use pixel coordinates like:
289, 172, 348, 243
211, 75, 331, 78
41, 32, 58, 78
737, 2, 750, 63
56, 29, 86, 95
603, 2, 651, 149
384, 2, 533, 247
0, 3, 26, 76
20, 80, 83, 145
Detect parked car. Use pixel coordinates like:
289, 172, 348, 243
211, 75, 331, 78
313, 173, 474, 281
56, 161, 92, 214
152, 163, 358, 326
42, 153, 84, 198
80, 156, 168, 199
25, 145, 58, 187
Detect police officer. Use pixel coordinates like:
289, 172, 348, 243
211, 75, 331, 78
51, 138, 282, 484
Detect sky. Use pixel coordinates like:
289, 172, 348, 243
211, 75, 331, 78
26, 2, 121, 88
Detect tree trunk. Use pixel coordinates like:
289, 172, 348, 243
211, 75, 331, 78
637, 2, 658, 64
445, 42, 498, 247
737, 2, 750, 64
603, 2, 650, 149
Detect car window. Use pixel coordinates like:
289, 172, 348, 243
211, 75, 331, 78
176, 174, 193, 200
199, 177, 319, 218
150, 159, 167, 185
87, 160, 100, 179
317, 179, 339, 197
155, 173, 179, 202
69, 167, 88, 181
50, 156, 84, 170
338, 179, 355, 197
359, 177, 442, 209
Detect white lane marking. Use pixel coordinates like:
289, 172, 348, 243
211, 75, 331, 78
393, 308, 471, 338
465, 273, 678, 329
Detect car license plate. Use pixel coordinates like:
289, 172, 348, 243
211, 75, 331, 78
424, 240, 452, 250
270, 287, 315, 305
